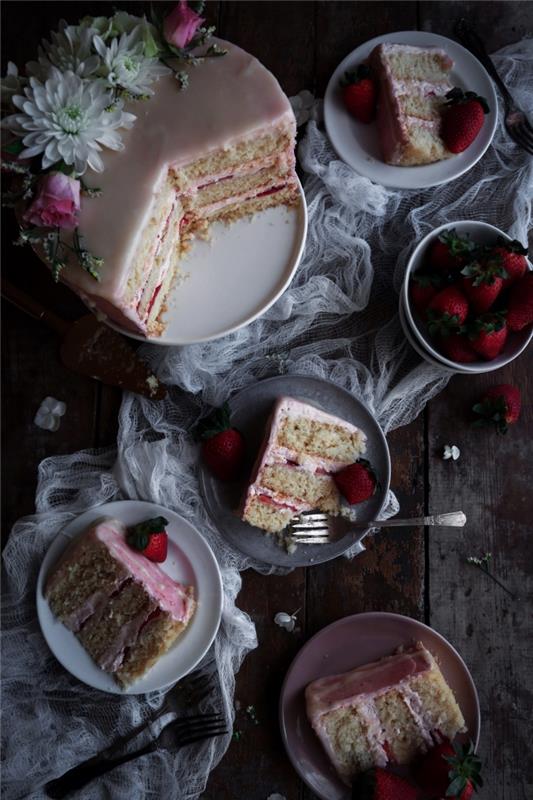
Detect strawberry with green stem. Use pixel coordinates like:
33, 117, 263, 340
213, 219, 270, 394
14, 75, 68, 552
427, 229, 476, 274
492, 238, 528, 289
413, 739, 482, 800
442, 88, 490, 153
127, 516, 169, 563
196, 402, 245, 480
409, 272, 444, 315
340, 64, 377, 124
468, 312, 508, 360
472, 383, 521, 434
426, 286, 469, 337
506, 270, 533, 331
460, 251, 507, 314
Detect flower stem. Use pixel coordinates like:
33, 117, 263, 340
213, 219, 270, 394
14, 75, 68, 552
474, 563, 516, 600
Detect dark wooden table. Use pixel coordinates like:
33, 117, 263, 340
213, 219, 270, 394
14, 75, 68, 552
2, 3, 532, 799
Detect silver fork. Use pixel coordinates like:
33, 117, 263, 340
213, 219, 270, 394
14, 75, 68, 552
455, 18, 533, 155
45, 711, 227, 798
287, 510, 467, 544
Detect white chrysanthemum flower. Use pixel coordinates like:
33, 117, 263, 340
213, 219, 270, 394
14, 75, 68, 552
26, 20, 101, 81
1, 62, 27, 105
94, 29, 170, 96
3, 68, 136, 174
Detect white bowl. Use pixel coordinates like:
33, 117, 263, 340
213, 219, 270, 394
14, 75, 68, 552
401, 220, 533, 373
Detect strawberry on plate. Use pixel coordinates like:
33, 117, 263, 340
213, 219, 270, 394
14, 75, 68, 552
439, 332, 478, 363
468, 312, 508, 360
460, 253, 507, 314
506, 270, 533, 331
426, 286, 469, 336
127, 516, 169, 563
492, 238, 528, 289
427, 229, 475, 274
334, 459, 377, 504
441, 88, 490, 153
196, 402, 246, 480
341, 65, 377, 123
472, 383, 521, 434
352, 767, 420, 800
413, 739, 482, 800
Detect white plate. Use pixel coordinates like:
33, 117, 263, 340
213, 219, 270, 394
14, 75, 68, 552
324, 31, 498, 189
108, 180, 308, 346
36, 500, 223, 695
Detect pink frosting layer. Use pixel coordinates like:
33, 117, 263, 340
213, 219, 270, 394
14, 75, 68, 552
47, 519, 194, 624
305, 645, 433, 720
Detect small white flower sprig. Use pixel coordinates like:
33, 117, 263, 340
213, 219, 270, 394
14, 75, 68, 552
466, 552, 516, 599
1, 3, 225, 281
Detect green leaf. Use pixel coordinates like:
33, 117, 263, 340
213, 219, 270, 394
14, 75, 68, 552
127, 516, 169, 550
194, 402, 232, 441
4, 140, 24, 155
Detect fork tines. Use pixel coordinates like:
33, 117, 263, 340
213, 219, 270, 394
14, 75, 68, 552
175, 712, 227, 747
288, 512, 330, 544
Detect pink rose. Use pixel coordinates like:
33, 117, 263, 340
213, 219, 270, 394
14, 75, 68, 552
163, 1, 204, 49
24, 172, 80, 230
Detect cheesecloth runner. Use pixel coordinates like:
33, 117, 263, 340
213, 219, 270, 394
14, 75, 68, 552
2, 40, 532, 800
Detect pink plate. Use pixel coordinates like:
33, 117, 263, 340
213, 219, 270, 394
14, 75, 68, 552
279, 612, 480, 800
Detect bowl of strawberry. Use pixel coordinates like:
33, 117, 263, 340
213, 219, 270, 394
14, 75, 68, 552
401, 221, 533, 373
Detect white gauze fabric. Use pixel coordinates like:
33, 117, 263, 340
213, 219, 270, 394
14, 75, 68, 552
2, 40, 532, 800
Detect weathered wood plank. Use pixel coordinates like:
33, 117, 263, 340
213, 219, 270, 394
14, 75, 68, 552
419, 0, 533, 51
426, 356, 533, 800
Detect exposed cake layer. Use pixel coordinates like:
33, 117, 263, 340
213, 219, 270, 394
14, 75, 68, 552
45, 519, 196, 686
306, 644, 466, 784
47, 38, 297, 336
241, 397, 367, 534
371, 43, 454, 166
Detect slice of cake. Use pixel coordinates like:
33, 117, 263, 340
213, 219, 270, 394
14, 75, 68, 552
45, 518, 195, 687
241, 397, 367, 534
305, 643, 466, 785
370, 43, 454, 166
51, 38, 299, 337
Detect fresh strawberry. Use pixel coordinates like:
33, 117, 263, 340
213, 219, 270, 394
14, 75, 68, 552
468, 313, 508, 360
333, 459, 377, 504
442, 88, 490, 153
409, 272, 443, 314
426, 286, 469, 336
460, 252, 507, 314
127, 516, 169, 563
439, 333, 478, 363
506, 270, 533, 331
341, 65, 377, 123
196, 402, 245, 480
352, 767, 420, 800
472, 384, 521, 433
492, 238, 528, 289
413, 739, 482, 800
427, 229, 475, 273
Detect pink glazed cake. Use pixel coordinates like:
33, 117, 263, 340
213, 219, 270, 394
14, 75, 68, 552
241, 397, 367, 533
45, 518, 195, 687
305, 643, 466, 784
53, 37, 298, 336
370, 43, 454, 166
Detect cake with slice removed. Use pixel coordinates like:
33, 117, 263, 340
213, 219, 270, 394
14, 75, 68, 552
45, 518, 195, 687
50, 37, 299, 337
241, 397, 367, 534
305, 643, 466, 785
370, 43, 454, 166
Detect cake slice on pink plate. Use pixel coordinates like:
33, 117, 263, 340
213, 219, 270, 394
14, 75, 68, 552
305, 643, 466, 784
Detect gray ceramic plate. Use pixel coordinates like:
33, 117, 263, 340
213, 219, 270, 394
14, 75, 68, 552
279, 612, 481, 800
198, 374, 391, 568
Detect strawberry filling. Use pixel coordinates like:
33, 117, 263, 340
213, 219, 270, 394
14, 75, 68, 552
257, 494, 300, 512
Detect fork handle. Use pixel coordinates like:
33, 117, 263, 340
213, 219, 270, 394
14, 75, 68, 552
45, 741, 156, 798
455, 19, 514, 106
366, 512, 466, 528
